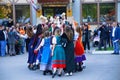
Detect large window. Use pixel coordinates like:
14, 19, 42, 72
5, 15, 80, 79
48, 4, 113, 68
100, 3, 115, 22
82, 4, 97, 23
15, 5, 30, 23
0, 5, 12, 19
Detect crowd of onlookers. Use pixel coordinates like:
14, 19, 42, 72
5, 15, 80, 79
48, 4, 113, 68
93, 22, 120, 54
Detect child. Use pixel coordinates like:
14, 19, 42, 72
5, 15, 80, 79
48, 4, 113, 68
19, 26, 25, 54
74, 26, 86, 72
61, 26, 75, 76
51, 28, 66, 78
34, 31, 52, 75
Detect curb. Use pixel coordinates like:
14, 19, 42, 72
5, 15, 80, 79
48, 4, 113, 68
92, 50, 113, 54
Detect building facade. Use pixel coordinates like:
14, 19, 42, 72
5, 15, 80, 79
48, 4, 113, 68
118, 0, 120, 23
37, 0, 119, 25
37, 0, 72, 18
0, 0, 120, 26
81, 0, 117, 25
0, 0, 36, 25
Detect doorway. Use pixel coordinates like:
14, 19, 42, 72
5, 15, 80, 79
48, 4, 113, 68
42, 7, 66, 17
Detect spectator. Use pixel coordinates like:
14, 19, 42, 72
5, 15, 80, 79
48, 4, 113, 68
82, 24, 91, 53
98, 22, 109, 50
111, 22, 120, 55
0, 25, 6, 56
7, 26, 16, 56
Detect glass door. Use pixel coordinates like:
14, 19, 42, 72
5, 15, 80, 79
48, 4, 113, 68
42, 7, 66, 17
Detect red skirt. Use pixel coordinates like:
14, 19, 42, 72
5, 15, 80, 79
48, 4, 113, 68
52, 60, 66, 68
75, 39, 84, 56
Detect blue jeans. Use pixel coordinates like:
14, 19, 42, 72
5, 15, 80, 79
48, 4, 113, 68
0, 41, 6, 56
113, 40, 119, 53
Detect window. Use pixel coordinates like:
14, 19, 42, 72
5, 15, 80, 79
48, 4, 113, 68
0, 5, 12, 18
82, 4, 97, 23
15, 5, 30, 23
43, 8, 54, 17
100, 3, 115, 22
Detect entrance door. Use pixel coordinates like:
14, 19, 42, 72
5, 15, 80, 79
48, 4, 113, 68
42, 7, 66, 17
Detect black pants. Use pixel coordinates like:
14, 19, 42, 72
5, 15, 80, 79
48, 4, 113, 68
25, 38, 30, 52
98, 38, 107, 50
15, 44, 20, 55
83, 41, 90, 50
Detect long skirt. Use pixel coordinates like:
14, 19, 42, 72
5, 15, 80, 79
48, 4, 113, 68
40, 46, 52, 71
52, 45, 66, 68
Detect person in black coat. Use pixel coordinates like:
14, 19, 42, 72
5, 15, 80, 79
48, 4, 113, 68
98, 22, 109, 50
82, 24, 91, 53
61, 26, 75, 76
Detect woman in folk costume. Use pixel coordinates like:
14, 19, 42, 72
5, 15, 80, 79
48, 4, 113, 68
32, 24, 43, 70
34, 31, 52, 75
61, 26, 75, 76
54, 16, 61, 28
26, 26, 37, 70
61, 12, 66, 24
27, 24, 43, 70
51, 28, 66, 78
74, 26, 86, 72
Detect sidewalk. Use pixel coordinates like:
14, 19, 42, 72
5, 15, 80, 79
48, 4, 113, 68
92, 50, 113, 55
89, 45, 114, 55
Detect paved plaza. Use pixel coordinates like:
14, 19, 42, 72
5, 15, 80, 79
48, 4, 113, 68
0, 53, 120, 80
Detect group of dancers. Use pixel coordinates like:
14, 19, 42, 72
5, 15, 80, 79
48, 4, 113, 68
24, 24, 86, 78
21, 13, 86, 78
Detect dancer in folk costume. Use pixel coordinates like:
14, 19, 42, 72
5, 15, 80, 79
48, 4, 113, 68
74, 26, 86, 72
26, 24, 43, 70
51, 28, 66, 78
34, 31, 52, 75
26, 26, 37, 70
32, 24, 43, 70
61, 26, 75, 76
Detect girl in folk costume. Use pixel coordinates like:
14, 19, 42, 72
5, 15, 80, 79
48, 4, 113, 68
61, 26, 75, 76
34, 31, 52, 75
26, 24, 43, 70
74, 26, 86, 72
26, 26, 37, 70
32, 24, 43, 70
51, 28, 66, 78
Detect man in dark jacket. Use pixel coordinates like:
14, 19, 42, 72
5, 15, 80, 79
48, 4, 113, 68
98, 22, 109, 50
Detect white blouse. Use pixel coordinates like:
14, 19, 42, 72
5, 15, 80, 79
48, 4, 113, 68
74, 31, 79, 41
52, 36, 57, 45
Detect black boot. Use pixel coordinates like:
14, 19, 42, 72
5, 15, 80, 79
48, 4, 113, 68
48, 70, 53, 75
78, 63, 83, 72
43, 71, 47, 75
58, 72, 62, 77
52, 72, 57, 78
32, 65, 37, 70
36, 64, 40, 69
